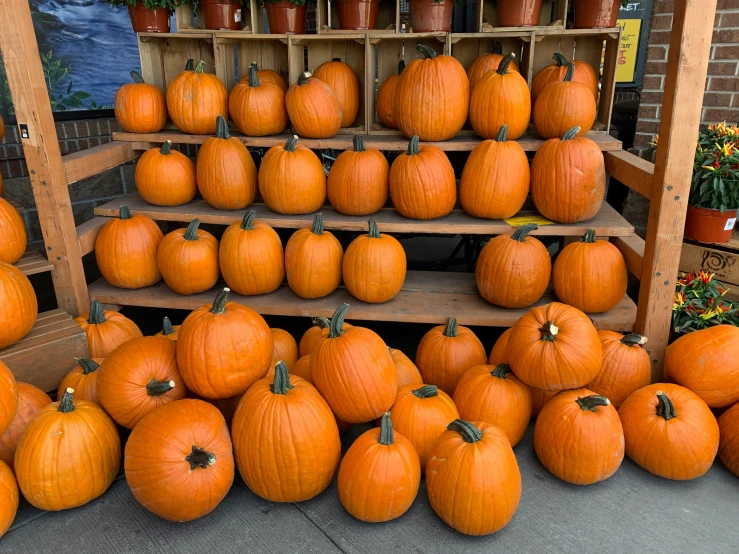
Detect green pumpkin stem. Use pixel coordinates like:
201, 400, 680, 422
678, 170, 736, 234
621, 334, 648, 347
576, 395, 610, 412
511, 223, 538, 242
240, 210, 256, 231
564, 62, 575, 82
412, 385, 439, 398
539, 321, 559, 342
552, 52, 569, 67
194, 60, 206, 74
119, 205, 132, 220
562, 127, 581, 140
87, 299, 107, 325
493, 41, 503, 55
443, 317, 458, 338
379, 412, 394, 445
581, 229, 597, 243
248, 64, 260, 87
491, 364, 511, 379
496, 125, 508, 142
130, 71, 145, 84
76, 358, 100, 375
215, 115, 230, 139
162, 316, 176, 336
448, 419, 483, 443
311, 213, 324, 235
332, 57, 342, 62
398, 59, 405, 74
271, 361, 294, 395
183, 219, 201, 241
416, 44, 437, 59
656, 391, 677, 421
185, 59, 194, 71
185, 445, 216, 470
328, 304, 351, 338
146, 379, 175, 397
297, 72, 311, 86
250, 61, 258, 70
160, 140, 173, 155
407, 135, 420, 155
496, 53, 516, 75
312, 316, 330, 329
211, 288, 231, 314
353, 134, 366, 152
58, 388, 75, 413
285, 135, 299, 152
368, 219, 381, 239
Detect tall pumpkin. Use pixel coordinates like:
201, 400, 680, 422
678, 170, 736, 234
197, 115, 257, 210
395, 45, 469, 141
313, 58, 360, 128
0, 262, 37, 350
258, 135, 326, 214
0, 197, 27, 264
718, 402, 739, 478
533, 63, 597, 139
390, 348, 423, 388
114, 71, 167, 134
95, 205, 163, 289
0, 382, 51, 469
58, 358, 103, 406
229, 64, 288, 137
467, 41, 520, 91
285, 214, 343, 299
531, 53, 598, 106
285, 72, 342, 139
0, 370, 21, 460
0, 460, 17, 539
588, 332, 651, 409
74, 299, 143, 358
240, 62, 287, 92
376, 60, 404, 129
531, 127, 606, 223
270, 328, 299, 370
157, 219, 220, 295
166, 60, 228, 135
134, 141, 196, 206
475, 224, 552, 309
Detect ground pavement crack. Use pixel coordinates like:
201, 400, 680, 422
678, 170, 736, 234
292, 502, 349, 554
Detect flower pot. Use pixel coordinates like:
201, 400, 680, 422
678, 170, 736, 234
497, 0, 544, 27
202, 0, 241, 30
574, 0, 621, 29
684, 205, 738, 244
127, 3, 169, 33
266, 2, 306, 34
337, 0, 379, 30
410, 0, 453, 33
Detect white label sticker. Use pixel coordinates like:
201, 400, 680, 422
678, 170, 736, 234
234, 8, 242, 22
725, 218, 737, 231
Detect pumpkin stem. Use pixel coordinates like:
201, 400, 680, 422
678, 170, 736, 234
185, 445, 217, 470
496, 125, 508, 143
119, 205, 132, 220
493, 41, 503, 55
240, 210, 256, 231
448, 419, 483, 443
185, 59, 194, 71
284, 135, 299, 152
621, 334, 648, 347
491, 363, 511, 379
379, 412, 394, 445
443, 317, 458, 338
564, 62, 575, 82
407, 135, 420, 156
130, 71, 145, 84
311, 213, 324, 235
656, 391, 677, 421
496, 53, 516, 75
562, 127, 581, 141
215, 115, 230, 139
160, 140, 173, 155
353, 134, 366, 152
511, 223, 538, 242
162, 316, 176, 336
576, 395, 610, 412
412, 385, 439, 398
416, 44, 437, 59
248, 64, 260, 87
58, 388, 75, 413
87, 299, 107, 325
312, 316, 330, 329
332, 57, 342, 62
552, 52, 570, 67
211, 288, 231, 314
271, 361, 294, 395
76, 358, 100, 375
398, 59, 405, 74
194, 60, 206, 74
297, 72, 311, 86
183, 219, 201, 241
146, 379, 175, 397
328, 304, 350, 338
250, 61, 258, 70
581, 229, 597, 243
368, 219, 381, 239
539, 321, 559, 342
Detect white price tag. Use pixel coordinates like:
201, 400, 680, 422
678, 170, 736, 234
725, 218, 736, 231
234, 9, 242, 23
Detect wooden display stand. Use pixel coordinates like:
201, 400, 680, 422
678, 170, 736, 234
680, 232, 739, 301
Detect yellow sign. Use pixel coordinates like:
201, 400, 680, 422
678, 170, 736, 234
504, 215, 555, 227
616, 18, 642, 83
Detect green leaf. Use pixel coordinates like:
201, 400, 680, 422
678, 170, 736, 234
72, 91, 91, 99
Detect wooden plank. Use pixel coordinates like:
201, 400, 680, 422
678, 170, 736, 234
0, 0, 89, 316
77, 217, 109, 256
680, 241, 739, 287
14, 249, 54, 276
88, 275, 637, 331
604, 150, 654, 199
94, 191, 635, 237
62, 141, 139, 185
612, 235, 645, 281
635, 0, 717, 380
599, 31, 620, 132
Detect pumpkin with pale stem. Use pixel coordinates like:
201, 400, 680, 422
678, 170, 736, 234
114, 71, 167, 133
328, 135, 389, 216
166, 60, 228, 135
467, 41, 520, 91
157, 219, 220, 295
58, 358, 103, 406
533, 63, 597, 140
718, 402, 739, 478
270, 328, 299, 370
531, 53, 598, 106
313, 58, 360, 128
0, 460, 17, 538
74, 299, 143, 358
285, 72, 342, 139
389, 348, 423, 388
230, 64, 288, 137
587, 331, 651, 408
240, 62, 287, 92
134, 141, 196, 206
376, 60, 405, 129
0, 263, 37, 350
285, 214, 343, 299
0, 197, 27, 264
156, 316, 180, 341
0, 382, 49, 468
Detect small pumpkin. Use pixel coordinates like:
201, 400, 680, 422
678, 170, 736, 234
343, 220, 406, 303
285, 214, 343, 299
0, 382, 49, 469
0, 115, 4, 141
718, 402, 739, 478
338, 412, 420, 522
166, 60, 228, 135
197, 115, 257, 210
285, 72, 342, 139
0, 262, 37, 350
415, 317, 487, 396
0, 460, 17, 539
488, 328, 511, 365
58, 358, 103, 406
134, 141, 196, 206
291, 355, 313, 383
587, 331, 651, 408
219, 211, 285, 296
376, 60, 404, 129
156, 316, 180, 341
467, 41, 520, 91
230, 64, 288, 137
533, 62, 597, 139
619, 383, 720, 480
390, 348, 423, 388
534, 389, 625, 485
114, 71, 167, 133
74, 299, 143, 358
157, 219, 220, 295
531, 388, 559, 419
327, 135, 389, 216
530, 127, 606, 223
258, 135, 326, 214
240, 62, 287, 92
299, 317, 331, 357
313, 58, 360, 128
531, 53, 598, 106
0, 197, 27, 264
271, 328, 299, 370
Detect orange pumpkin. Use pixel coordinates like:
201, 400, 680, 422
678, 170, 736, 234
240, 62, 287, 92
313, 58, 360, 128
285, 214, 343, 299
343, 220, 406, 303
74, 299, 143, 358
197, 115, 257, 210
291, 355, 313, 383
0, 197, 27, 264
488, 328, 511, 364
229, 64, 288, 137
299, 317, 331, 357
0, 262, 37, 350
58, 358, 103, 406
530, 127, 606, 223
376, 60, 404, 129
0, 115, 4, 141
531, 388, 559, 419
157, 219, 220, 295
467, 41, 520, 92
718, 402, 739, 477
0, 460, 17, 539
134, 141, 196, 206
271, 328, 299, 369
0, 382, 49, 469
327, 135, 389, 216
0, 174, 3, 196
285, 72, 342, 139
156, 316, 180, 341
531, 53, 598, 107
415, 317, 487, 396
587, 331, 651, 409
389, 348, 423, 388
533, 63, 597, 139
166, 60, 228, 135
114, 71, 167, 133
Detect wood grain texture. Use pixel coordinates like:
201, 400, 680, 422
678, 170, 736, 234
604, 150, 654, 199
14, 250, 54, 276
77, 217, 109, 256
612, 235, 645, 281
62, 142, 139, 185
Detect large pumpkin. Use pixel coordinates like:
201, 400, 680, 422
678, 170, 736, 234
258, 135, 326, 214
390, 348, 423, 388
532, 388, 559, 420
134, 141, 196, 206
459, 125, 530, 219
343, 220, 406, 303
426, 420, 521, 536
533, 63, 597, 140
240, 62, 287, 92
530, 127, 606, 223
270, 328, 299, 370
475, 223, 551, 308
177, 288, 273, 399
588, 331, 651, 408
58, 358, 103, 406
14, 388, 121, 511
125, 399, 234, 521
665, 325, 739, 408
299, 317, 331, 357
0, 197, 27, 264
395, 45, 469, 141
285, 72, 342, 139
311, 304, 397, 423
290, 355, 313, 383
415, 317, 487, 396
74, 299, 143, 358
230, 64, 288, 137
313, 58, 360, 128
619, 383, 719, 480
197, 115, 257, 210
219, 211, 285, 296
489, 328, 511, 364
166, 60, 228, 135
338, 413, 420, 522
114, 71, 167, 133
467, 41, 520, 91
376, 60, 404, 129
389, 136, 456, 220
157, 219, 220, 295
534, 388, 624, 485
0, 262, 37, 350
0, 381, 48, 468
156, 316, 180, 341
285, 214, 343, 299
232, 361, 341, 502
718, 402, 739, 477
507, 302, 602, 390
0, 460, 18, 539
531, 53, 598, 106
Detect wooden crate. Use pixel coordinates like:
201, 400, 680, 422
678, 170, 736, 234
317, 0, 398, 33
174, 4, 265, 33
137, 33, 216, 93
450, 32, 534, 83
213, 32, 289, 92
680, 233, 739, 300
478, 0, 567, 33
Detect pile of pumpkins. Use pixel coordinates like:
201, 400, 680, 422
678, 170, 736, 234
2, 296, 739, 539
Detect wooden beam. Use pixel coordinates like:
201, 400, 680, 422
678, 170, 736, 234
604, 150, 654, 199
63, 141, 140, 185
635, 0, 717, 381
0, 0, 89, 315
612, 235, 645, 280
77, 217, 109, 256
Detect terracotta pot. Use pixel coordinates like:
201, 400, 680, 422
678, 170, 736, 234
574, 0, 621, 29
338, 0, 379, 30
127, 3, 169, 33
202, 0, 241, 30
497, 0, 544, 27
266, 2, 306, 34
684, 206, 738, 244
410, 0, 453, 32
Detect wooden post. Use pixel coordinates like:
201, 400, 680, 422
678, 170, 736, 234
635, 0, 717, 380
0, 0, 89, 315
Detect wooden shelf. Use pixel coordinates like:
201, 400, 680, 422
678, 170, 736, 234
88, 273, 637, 331
93, 192, 635, 237
15, 250, 54, 276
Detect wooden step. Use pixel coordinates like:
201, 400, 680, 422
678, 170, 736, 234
87, 273, 637, 331
14, 250, 54, 276
63, 141, 140, 185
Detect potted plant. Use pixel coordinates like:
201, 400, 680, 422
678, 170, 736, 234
410, 0, 465, 32
574, 0, 628, 29
496, 0, 543, 27
337, 0, 379, 30
197, 0, 245, 30
263, 0, 314, 34
107, 0, 183, 33
672, 271, 738, 335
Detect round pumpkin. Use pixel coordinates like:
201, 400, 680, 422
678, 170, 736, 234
338, 412, 420, 522
125, 399, 234, 521
156, 316, 180, 341
467, 41, 520, 92
290, 354, 313, 383
0, 262, 37, 350
285, 214, 343, 299
389, 136, 456, 220
0, 174, 3, 197
311, 304, 397, 423
0, 197, 27, 264
0, 382, 49, 469
177, 288, 273, 399
0, 115, 4, 141
166, 60, 228, 135
395, 45, 469, 141
258, 135, 326, 214
587, 331, 651, 408
415, 317, 487, 396
313, 58, 359, 128
534, 388, 624, 485
533, 63, 597, 140
489, 328, 511, 364
285, 72, 342, 139
507, 302, 602, 390
390, 348, 423, 388
530, 127, 606, 223
718, 402, 739, 477
271, 328, 299, 370
240, 62, 287, 92
531, 53, 598, 107
114, 71, 167, 134
134, 141, 196, 206
157, 219, 220, 295
74, 299, 143, 358
197, 115, 257, 210
426, 420, 521, 536
230, 64, 288, 137
343, 219, 406, 303
14, 388, 121, 511
376, 60, 404, 129
453, 364, 532, 447
299, 317, 331, 357
619, 383, 719, 480
531, 388, 559, 419
58, 358, 103, 406
219, 211, 285, 296
0, 460, 17, 539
